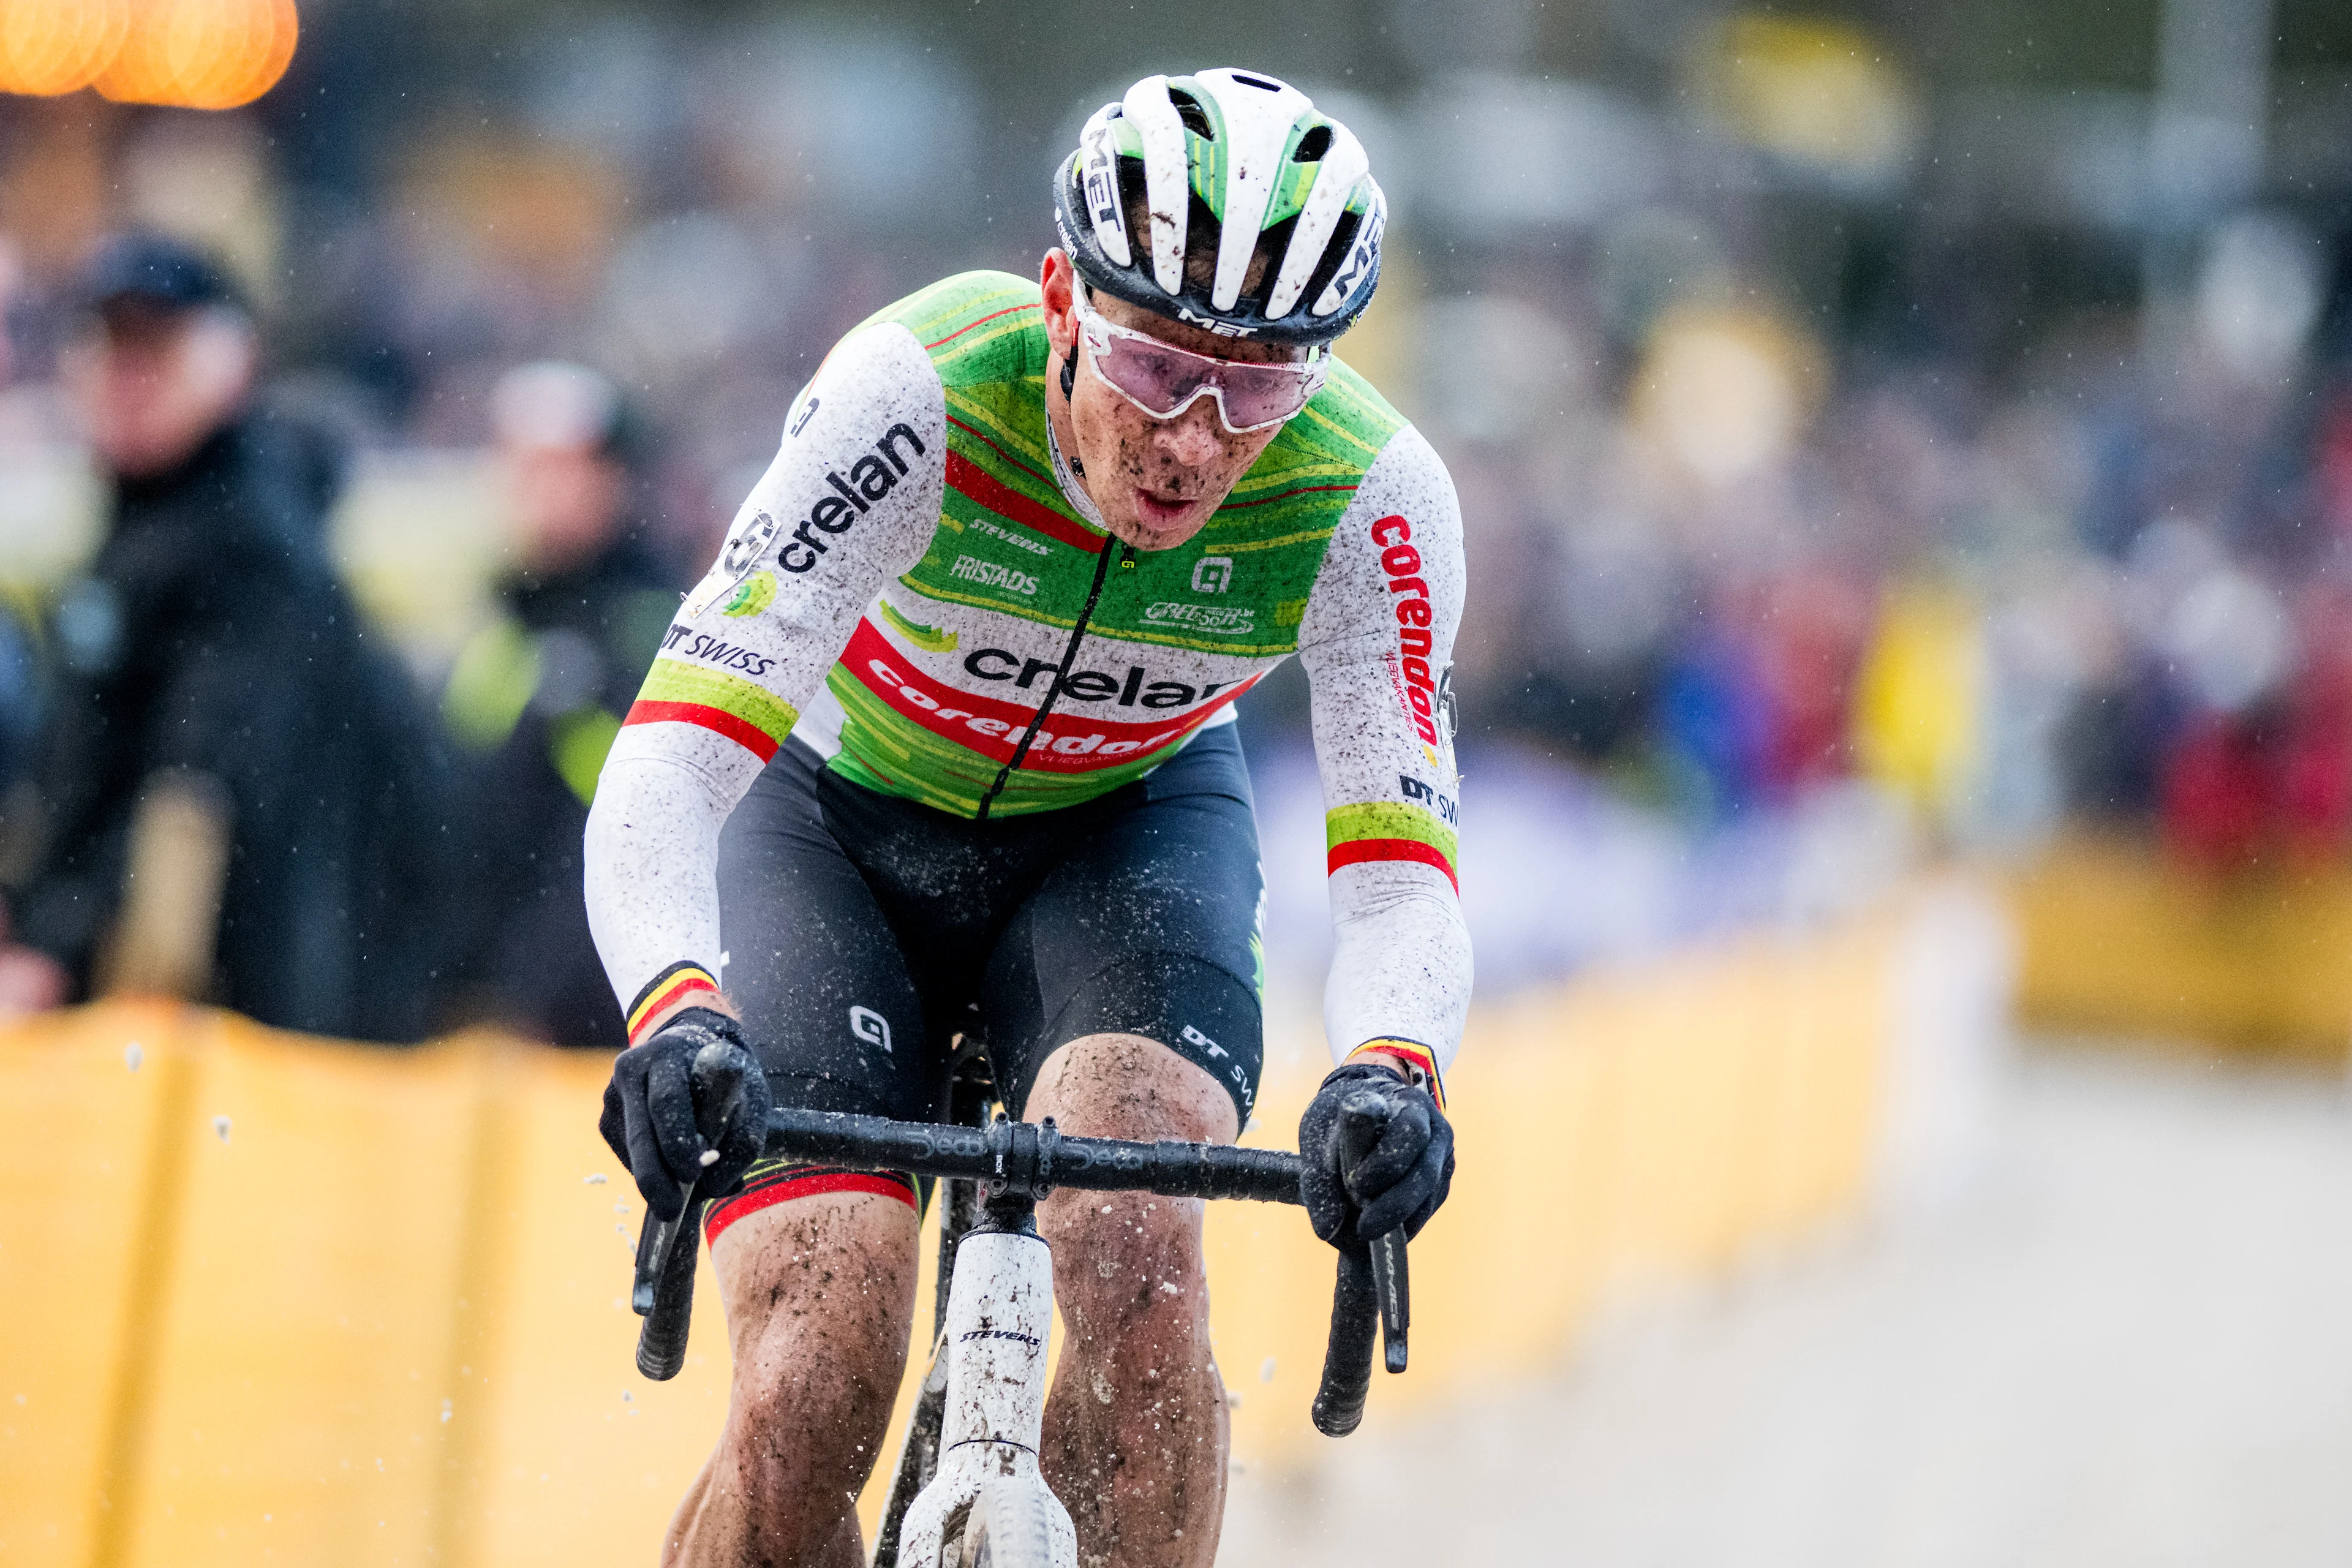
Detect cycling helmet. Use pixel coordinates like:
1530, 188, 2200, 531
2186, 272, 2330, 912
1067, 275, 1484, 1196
1053, 68, 1385, 346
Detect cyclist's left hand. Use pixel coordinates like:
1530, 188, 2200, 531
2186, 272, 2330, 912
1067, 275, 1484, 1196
1297, 1061, 1454, 1247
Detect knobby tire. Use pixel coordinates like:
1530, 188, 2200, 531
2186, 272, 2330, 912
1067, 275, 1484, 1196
956, 1480, 1058, 1568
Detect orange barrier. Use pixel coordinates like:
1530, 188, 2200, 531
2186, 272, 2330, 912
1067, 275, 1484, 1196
0, 914, 1901, 1567
2009, 835, 2352, 1060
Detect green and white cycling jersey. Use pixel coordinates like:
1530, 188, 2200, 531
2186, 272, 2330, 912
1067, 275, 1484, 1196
585, 271, 1471, 1082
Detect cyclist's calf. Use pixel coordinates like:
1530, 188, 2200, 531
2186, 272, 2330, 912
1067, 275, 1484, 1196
1028, 1032, 1237, 1568
677, 1191, 920, 1568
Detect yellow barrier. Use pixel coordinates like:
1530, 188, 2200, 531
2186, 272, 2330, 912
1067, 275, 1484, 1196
0, 917, 1894, 1567
2009, 835, 2352, 1060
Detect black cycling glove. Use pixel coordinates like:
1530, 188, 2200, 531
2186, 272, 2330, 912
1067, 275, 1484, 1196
600, 1008, 772, 1223
1297, 1061, 1455, 1248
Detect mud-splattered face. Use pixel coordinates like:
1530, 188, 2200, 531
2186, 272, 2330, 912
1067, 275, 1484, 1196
1040, 248, 1305, 553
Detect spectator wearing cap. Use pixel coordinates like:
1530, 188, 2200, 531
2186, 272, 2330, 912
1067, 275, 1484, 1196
0, 233, 452, 1039
439, 361, 677, 1048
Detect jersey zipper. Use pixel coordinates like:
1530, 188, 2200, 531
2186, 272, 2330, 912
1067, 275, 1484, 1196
974, 537, 1131, 821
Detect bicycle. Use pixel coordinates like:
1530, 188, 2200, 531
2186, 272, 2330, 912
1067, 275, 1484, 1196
624, 1054, 1412, 1568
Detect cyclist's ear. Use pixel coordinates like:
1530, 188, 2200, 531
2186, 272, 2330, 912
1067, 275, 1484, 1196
1039, 247, 1080, 358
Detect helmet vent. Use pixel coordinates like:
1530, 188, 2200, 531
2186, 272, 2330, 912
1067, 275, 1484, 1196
1293, 126, 1333, 162
1167, 88, 1216, 140
1249, 216, 1298, 307
1230, 72, 1283, 92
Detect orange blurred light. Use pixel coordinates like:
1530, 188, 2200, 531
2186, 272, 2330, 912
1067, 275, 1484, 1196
91, 0, 295, 109
88, 0, 165, 103
0, 0, 130, 97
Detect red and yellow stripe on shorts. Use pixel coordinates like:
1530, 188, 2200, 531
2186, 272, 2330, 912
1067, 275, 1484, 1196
622, 658, 799, 762
705, 1159, 918, 1245
1324, 800, 1458, 893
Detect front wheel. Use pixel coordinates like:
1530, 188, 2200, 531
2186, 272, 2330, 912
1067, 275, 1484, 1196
956, 1479, 1059, 1568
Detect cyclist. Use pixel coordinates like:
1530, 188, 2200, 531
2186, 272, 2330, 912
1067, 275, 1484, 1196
589, 68, 1468, 1568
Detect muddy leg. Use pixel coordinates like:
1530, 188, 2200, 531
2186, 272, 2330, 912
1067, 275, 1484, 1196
1028, 1033, 1237, 1568
663, 1191, 918, 1568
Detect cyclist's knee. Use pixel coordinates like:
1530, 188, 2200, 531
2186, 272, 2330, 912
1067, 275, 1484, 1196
1047, 1185, 1210, 1329
712, 1191, 919, 1434
1025, 1030, 1238, 1145
1030, 1033, 1227, 1327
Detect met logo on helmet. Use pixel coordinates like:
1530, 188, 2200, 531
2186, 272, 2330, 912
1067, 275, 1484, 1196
1313, 195, 1385, 318
1175, 306, 1259, 338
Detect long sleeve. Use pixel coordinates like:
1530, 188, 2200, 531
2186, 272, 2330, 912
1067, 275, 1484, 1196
584, 322, 948, 1031
1297, 426, 1473, 1096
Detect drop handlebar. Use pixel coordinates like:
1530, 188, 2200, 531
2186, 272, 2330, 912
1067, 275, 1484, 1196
628, 1104, 1397, 1435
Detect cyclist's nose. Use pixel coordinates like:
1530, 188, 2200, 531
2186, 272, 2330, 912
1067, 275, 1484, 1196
1154, 397, 1229, 467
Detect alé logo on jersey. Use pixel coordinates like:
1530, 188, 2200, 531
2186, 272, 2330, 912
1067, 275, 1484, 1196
680, 506, 782, 617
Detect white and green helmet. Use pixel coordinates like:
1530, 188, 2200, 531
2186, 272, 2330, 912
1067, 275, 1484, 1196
1054, 68, 1386, 346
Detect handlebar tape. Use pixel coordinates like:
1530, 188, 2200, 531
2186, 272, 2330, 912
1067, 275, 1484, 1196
1312, 1091, 1395, 1436
1311, 1245, 1379, 1436
758, 1106, 1304, 1203
633, 1186, 703, 1382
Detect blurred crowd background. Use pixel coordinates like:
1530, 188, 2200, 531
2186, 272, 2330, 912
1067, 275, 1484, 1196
4, 0, 2352, 1041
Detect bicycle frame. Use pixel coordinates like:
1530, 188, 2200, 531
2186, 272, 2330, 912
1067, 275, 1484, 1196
890, 1186, 1076, 1568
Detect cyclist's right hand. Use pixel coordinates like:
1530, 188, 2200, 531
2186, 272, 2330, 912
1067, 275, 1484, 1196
1297, 1061, 1455, 1248
600, 1008, 772, 1222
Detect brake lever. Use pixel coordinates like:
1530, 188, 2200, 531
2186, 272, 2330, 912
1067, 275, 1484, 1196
631, 1169, 704, 1381
634, 1039, 753, 1380
1368, 1220, 1409, 1373
631, 1170, 701, 1315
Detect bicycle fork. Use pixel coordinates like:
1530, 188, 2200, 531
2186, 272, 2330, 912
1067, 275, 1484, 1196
894, 1191, 1079, 1568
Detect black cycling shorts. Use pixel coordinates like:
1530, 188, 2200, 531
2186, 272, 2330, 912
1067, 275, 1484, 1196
702, 724, 1265, 1242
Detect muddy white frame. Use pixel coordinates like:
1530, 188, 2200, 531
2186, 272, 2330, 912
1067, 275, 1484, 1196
890, 1196, 1079, 1568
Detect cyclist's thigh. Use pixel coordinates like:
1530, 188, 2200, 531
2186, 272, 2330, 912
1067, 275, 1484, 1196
712, 740, 941, 1239
979, 723, 1265, 1128
811, 761, 1076, 1054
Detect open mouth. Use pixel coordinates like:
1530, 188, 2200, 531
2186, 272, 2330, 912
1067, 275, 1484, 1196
1132, 488, 1198, 527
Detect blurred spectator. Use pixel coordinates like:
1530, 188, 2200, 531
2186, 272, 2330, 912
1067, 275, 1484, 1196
0, 602, 35, 799
439, 360, 675, 1047
0, 234, 451, 1038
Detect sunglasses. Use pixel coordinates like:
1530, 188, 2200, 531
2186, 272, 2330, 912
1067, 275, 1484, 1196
1072, 293, 1328, 434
